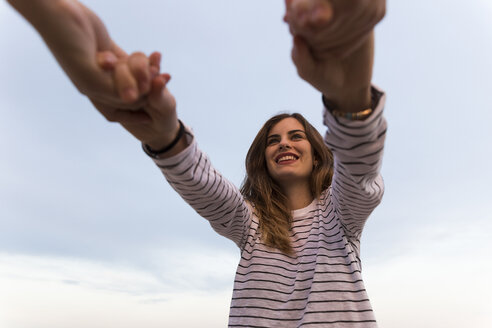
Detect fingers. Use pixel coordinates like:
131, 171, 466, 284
127, 52, 151, 94
149, 74, 167, 98
114, 59, 139, 102
289, 0, 313, 27
94, 49, 163, 105
149, 51, 161, 71
283, 0, 293, 22
311, 1, 334, 27
111, 51, 162, 103
146, 73, 173, 116
148, 52, 161, 82
286, 0, 333, 29
291, 36, 315, 80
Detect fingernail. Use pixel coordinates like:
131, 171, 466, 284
161, 74, 171, 84
150, 66, 159, 79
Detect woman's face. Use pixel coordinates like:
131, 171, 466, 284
265, 117, 314, 186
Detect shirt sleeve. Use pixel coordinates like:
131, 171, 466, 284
323, 85, 387, 241
146, 127, 252, 249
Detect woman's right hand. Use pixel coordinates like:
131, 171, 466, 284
94, 51, 182, 154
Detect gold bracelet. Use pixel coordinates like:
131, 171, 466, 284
322, 93, 376, 121
331, 108, 373, 120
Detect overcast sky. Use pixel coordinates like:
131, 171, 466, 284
1, 0, 491, 327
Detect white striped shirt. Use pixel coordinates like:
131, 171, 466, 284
149, 86, 386, 327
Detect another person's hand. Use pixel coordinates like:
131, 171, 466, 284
94, 52, 182, 155
284, 0, 384, 113
284, 0, 385, 59
8, 1, 183, 154
7, 0, 152, 110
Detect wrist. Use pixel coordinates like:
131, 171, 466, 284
145, 120, 181, 150
322, 85, 372, 113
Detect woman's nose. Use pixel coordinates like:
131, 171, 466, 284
279, 140, 291, 150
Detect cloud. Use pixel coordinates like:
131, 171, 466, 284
363, 218, 492, 328
0, 245, 238, 294
0, 250, 236, 328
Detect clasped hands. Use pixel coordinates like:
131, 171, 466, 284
104, 0, 385, 121
11, 0, 384, 149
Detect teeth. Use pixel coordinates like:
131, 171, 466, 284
277, 155, 297, 163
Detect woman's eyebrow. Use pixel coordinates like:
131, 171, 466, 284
288, 129, 306, 135
267, 130, 306, 139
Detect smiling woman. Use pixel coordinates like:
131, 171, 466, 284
153, 85, 386, 327
3, 0, 387, 327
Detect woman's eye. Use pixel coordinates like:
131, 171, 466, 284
292, 134, 303, 140
267, 138, 279, 145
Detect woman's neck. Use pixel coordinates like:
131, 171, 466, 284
282, 181, 314, 211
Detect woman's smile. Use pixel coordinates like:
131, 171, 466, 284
275, 152, 299, 164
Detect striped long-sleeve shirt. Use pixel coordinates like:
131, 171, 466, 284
148, 86, 386, 327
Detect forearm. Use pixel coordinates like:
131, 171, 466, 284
8, 0, 118, 98
7, 0, 71, 30
322, 32, 374, 113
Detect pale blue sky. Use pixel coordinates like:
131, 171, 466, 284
0, 0, 491, 327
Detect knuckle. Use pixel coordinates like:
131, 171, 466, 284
129, 52, 148, 65
131, 51, 146, 58
129, 59, 149, 76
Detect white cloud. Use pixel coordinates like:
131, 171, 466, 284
366, 256, 492, 328
364, 219, 492, 328
0, 250, 237, 328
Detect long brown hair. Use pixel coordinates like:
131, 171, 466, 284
240, 113, 333, 255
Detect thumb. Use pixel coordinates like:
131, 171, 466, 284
146, 73, 174, 116
149, 73, 171, 101
291, 35, 316, 80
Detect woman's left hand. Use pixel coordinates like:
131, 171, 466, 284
284, 0, 384, 112
291, 32, 374, 113
284, 0, 385, 59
